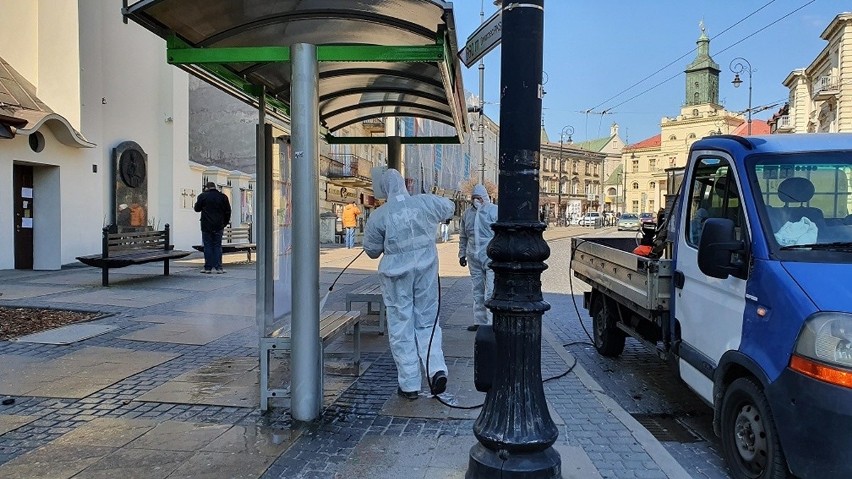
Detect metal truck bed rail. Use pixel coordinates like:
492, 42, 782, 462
570, 237, 672, 315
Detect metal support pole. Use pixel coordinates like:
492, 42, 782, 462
256, 88, 272, 337
387, 136, 402, 174
557, 140, 562, 226
467, 1, 561, 477
479, 0, 487, 185
290, 43, 321, 422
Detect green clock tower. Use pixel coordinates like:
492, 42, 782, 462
685, 22, 720, 106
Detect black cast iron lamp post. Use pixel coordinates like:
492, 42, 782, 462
467, 1, 561, 477
730, 57, 753, 135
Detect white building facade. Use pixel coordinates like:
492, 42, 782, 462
0, 0, 205, 270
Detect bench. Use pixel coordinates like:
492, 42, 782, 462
76, 224, 191, 286
346, 284, 386, 335
192, 224, 256, 262
259, 310, 361, 411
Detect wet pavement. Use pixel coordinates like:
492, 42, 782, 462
0, 226, 704, 478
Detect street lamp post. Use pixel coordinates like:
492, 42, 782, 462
557, 126, 574, 227
730, 57, 753, 135
468, 0, 561, 477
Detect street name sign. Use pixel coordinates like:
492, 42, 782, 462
459, 9, 502, 68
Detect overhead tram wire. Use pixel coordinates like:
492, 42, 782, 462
585, 0, 778, 114
589, 0, 817, 115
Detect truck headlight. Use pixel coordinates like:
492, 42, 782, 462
795, 313, 852, 369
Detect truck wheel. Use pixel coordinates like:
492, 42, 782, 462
591, 294, 625, 357
720, 377, 789, 479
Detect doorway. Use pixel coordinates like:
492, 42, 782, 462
13, 164, 34, 269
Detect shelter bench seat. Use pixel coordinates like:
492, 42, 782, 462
346, 283, 386, 335
259, 310, 361, 411
76, 224, 190, 286
192, 224, 256, 262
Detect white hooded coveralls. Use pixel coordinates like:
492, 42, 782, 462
363, 169, 454, 393
459, 184, 498, 326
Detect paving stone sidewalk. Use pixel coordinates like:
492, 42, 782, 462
0, 228, 692, 478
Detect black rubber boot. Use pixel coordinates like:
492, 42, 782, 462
397, 387, 419, 400
430, 371, 447, 395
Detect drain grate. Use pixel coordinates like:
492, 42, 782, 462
631, 413, 703, 443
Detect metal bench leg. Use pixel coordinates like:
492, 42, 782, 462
102, 267, 109, 287
353, 321, 361, 376
260, 344, 270, 411
164, 259, 169, 276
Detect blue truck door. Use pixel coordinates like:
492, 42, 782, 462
675, 153, 750, 402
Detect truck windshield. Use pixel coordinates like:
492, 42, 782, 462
750, 152, 852, 256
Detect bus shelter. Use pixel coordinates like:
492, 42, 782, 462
123, 0, 468, 421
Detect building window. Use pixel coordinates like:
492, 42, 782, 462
632, 200, 639, 213
669, 135, 677, 141
688, 133, 696, 139
649, 159, 656, 171
649, 200, 655, 212
632, 182, 639, 190
632, 160, 639, 173
692, 109, 699, 117
607, 187, 617, 196
649, 181, 656, 189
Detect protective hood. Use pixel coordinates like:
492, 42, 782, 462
781, 262, 852, 312
472, 184, 490, 204
382, 169, 410, 200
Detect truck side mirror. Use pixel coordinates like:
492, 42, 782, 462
697, 218, 744, 279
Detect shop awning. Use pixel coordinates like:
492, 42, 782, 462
123, 0, 468, 141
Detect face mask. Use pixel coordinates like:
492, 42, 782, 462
473, 198, 483, 209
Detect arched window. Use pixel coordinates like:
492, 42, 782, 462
607, 187, 617, 196
632, 182, 639, 190
694, 92, 700, 103
649, 181, 656, 189
692, 109, 699, 117
688, 133, 696, 139
669, 135, 677, 141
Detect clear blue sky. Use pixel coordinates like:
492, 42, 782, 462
451, 1, 843, 145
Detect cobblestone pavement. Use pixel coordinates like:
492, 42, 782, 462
0, 227, 714, 478
543, 229, 732, 479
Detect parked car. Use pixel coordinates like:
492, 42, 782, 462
580, 212, 600, 226
639, 212, 656, 225
616, 213, 639, 231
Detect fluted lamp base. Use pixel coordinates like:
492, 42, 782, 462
466, 443, 561, 479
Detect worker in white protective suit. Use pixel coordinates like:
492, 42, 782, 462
458, 184, 498, 332
363, 169, 455, 400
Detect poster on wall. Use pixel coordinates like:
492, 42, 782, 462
273, 136, 293, 324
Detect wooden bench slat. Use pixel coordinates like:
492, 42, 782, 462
107, 230, 166, 239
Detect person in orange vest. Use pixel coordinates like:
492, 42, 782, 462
342, 199, 361, 248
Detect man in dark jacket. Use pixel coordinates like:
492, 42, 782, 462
194, 182, 232, 273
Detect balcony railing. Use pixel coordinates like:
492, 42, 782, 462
776, 115, 792, 132
362, 118, 385, 133
324, 153, 374, 179
813, 75, 838, 100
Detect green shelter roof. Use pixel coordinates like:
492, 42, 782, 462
123, 0, 468, 137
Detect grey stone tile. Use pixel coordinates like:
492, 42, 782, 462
174, 295, 256, 317
0, 444, 113, 479
44, 289, 190, 308
119, 321, 250, 345
75, 448, 193, 479
51, 418, 157, 448
128, 421, 230, 452
379, 364, 484, 420
167, 451, 274, 479
0, 284, 82, 300
202, 424, 298, 457
0, 415, 37, 436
